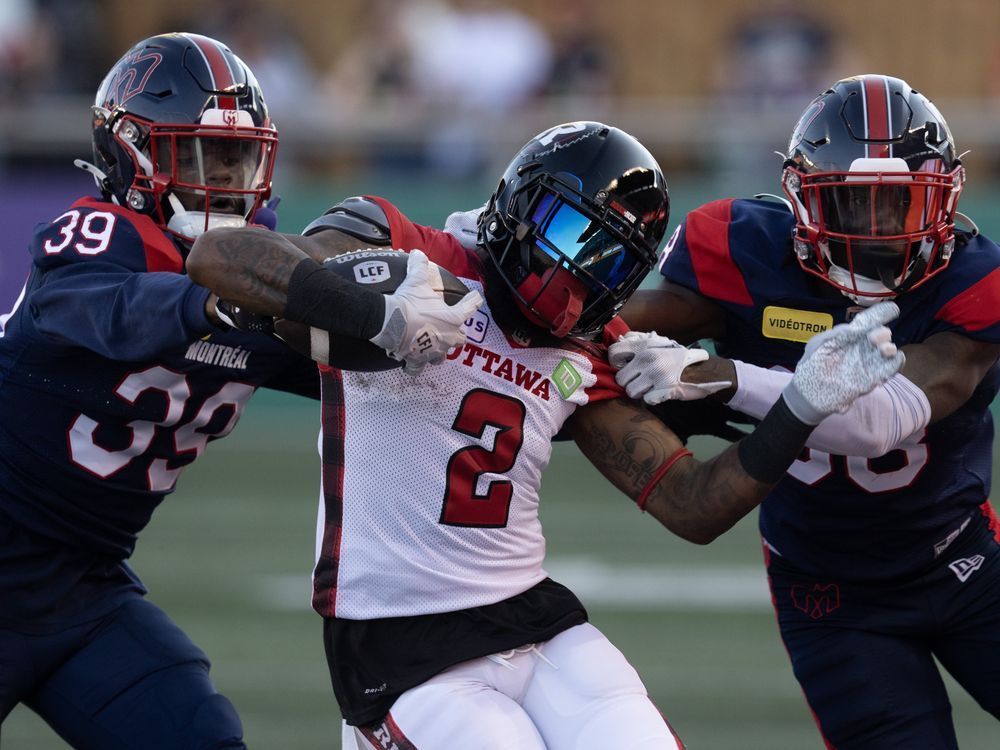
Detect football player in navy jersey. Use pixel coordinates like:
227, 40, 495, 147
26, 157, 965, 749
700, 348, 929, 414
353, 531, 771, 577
187, 120, 903, 750
615, 75, 1000, 749
0, 32, 477, 750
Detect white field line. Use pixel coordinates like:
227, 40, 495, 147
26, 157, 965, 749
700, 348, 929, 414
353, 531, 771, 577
255, 557, 771, 612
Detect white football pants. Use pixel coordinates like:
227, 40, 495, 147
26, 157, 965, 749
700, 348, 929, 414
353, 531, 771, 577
341, 622, 683, 749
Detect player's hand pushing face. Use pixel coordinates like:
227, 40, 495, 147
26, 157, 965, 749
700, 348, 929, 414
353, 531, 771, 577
783, 301, 905, 424
369, 249, 485, 375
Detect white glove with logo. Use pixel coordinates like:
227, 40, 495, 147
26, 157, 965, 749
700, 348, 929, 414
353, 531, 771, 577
609, 331, 732, 403
784, 301, 905, 424
369, 249, 484, 375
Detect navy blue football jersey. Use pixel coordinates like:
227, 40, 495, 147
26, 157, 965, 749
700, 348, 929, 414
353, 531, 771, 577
659, 197, 1000, 581
0, 198, 318, 560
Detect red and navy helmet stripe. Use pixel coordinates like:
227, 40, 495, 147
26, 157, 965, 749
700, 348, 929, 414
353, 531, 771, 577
861, 75, 892, 158
182, 32, 238, 109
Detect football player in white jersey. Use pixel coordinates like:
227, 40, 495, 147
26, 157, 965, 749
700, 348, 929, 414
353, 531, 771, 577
187, 121, 903, 750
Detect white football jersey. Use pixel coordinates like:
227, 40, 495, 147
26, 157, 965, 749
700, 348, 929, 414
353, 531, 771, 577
311, 198, 625, 620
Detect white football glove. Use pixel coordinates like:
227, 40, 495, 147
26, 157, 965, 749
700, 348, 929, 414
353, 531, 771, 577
784, 301, 905, 425
369, 249, 484, 375
609, 331, 732, 403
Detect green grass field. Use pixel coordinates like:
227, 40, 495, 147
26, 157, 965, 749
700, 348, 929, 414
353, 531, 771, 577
6, 177, 1000, 747
4, 391, 998, 749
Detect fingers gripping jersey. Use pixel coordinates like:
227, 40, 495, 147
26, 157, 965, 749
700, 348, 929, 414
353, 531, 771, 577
312, 198, 625, 619
659, 197, 1000, 580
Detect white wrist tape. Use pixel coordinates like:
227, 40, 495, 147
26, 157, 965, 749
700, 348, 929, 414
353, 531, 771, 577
727, 360, 930, 457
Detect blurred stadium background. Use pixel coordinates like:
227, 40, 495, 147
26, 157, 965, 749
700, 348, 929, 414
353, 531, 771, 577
3, 0, 1000, 747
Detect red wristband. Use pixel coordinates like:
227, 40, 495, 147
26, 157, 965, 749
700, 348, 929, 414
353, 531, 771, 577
637, 447, 693, 512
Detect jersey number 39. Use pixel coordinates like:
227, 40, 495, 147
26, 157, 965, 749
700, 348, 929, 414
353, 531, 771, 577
69, 365, 253, 491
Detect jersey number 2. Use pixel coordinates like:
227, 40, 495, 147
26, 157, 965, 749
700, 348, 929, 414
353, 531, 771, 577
441, 389, 526, 527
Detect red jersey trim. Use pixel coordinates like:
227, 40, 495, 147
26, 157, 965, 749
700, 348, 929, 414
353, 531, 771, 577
933, 267, 1000, 332
981, 501, 1000, 543
313, 366, 347, 617
366, 195, 484, 281
563, 316, 628, 402
71, 197, 183, 273
686, 200, 754, 306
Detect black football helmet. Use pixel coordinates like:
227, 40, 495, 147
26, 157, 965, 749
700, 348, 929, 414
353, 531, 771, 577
479, 122, 669, 337
86, 32, 278, 243
782, 74, 965, 303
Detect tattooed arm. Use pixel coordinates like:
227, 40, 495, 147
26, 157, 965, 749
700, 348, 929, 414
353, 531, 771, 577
569, 303, 904, 543
188, 226, 366, 317
187, 225, 483, 370
567, 397, 784, 544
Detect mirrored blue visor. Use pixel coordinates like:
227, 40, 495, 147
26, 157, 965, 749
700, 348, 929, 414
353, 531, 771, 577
530, 191, 640, 293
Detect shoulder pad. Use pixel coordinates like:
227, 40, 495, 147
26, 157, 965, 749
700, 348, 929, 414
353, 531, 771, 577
302, 196, 391, 246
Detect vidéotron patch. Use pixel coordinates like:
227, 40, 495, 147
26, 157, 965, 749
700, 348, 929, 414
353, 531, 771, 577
761, 306, 833, 343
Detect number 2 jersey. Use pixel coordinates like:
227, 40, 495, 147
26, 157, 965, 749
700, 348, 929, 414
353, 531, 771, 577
659, 197, 1000, 582
315, 198, 632, 724
312, 197, 628, 621
0, 197, 318, 629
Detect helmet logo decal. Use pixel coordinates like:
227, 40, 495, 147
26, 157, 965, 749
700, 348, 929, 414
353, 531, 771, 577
788, 99, 824, 152
536, 122, 587, 147
222, 109, 240, 126
532, 122, 596, 156
105, 51, 162, 108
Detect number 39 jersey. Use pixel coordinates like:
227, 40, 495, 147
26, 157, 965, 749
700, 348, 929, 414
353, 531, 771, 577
659, 197, 1000, 582
0, 197, 319, 562
312, 198, 625, 620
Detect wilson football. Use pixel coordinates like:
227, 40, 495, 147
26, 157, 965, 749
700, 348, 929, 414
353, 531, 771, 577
273, 249, 472, 371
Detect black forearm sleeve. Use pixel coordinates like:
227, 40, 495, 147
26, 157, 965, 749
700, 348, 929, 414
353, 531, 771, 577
737, 395, 816, 484
283, 258, 385, 339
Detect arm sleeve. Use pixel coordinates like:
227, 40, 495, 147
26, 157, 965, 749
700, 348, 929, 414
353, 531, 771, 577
27, 261, 214, 361
726, 360, 931, 457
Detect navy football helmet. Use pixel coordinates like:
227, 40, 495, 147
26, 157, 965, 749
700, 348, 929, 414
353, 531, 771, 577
782, 74, 965, 303
86, 33, 278, 243
479, 122, 669, 337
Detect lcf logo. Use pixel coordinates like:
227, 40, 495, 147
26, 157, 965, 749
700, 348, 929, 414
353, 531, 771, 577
353, 260, 390, 284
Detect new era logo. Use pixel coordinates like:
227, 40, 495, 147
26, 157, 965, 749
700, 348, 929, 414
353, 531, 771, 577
791, 583, 840, 620
948, 555, 985, 582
